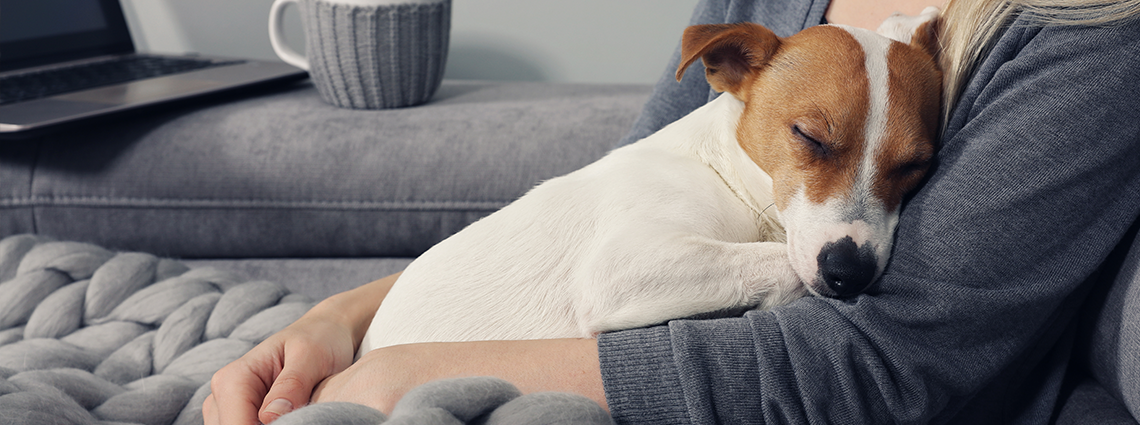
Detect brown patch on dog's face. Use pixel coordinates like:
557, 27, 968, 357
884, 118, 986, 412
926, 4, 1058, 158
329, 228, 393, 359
734, 26, 873, 211
874, 40, 941, 212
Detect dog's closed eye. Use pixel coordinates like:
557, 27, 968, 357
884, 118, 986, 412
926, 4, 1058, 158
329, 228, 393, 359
791, 123, 830, 158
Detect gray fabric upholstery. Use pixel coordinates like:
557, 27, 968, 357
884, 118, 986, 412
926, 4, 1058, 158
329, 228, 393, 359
0, 79, 643, 423
182, 257, 412, 301
0, 81, 649, 259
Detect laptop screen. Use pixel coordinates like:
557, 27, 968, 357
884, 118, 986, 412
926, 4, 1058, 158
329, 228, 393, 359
0, 0, 134, 72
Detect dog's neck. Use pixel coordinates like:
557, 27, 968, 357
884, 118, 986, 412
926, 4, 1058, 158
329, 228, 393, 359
642, 93, 786, 240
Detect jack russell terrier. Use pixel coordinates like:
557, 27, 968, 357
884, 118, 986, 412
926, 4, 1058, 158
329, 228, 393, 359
361, 8, 942, 352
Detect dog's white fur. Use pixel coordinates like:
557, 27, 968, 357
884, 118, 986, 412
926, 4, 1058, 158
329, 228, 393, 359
360, 11, 940, 353
363, 94, 800, 350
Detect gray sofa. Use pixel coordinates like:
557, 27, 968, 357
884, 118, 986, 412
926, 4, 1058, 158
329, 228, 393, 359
1, 80, 1136, 423
0, 80, 647, 297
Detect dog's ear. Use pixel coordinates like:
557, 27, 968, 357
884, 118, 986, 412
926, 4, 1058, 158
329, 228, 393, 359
909, 11, 940, 63
878, 6, 941, 61
676, 23, 781, 99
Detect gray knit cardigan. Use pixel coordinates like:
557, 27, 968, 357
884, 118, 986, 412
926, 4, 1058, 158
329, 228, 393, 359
598, 0, 1140, 423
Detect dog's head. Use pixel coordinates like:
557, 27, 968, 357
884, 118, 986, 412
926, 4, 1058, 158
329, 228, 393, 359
676, 13, 941, 298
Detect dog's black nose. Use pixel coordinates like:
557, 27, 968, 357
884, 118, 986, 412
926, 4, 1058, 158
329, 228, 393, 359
817, 237, 877, 297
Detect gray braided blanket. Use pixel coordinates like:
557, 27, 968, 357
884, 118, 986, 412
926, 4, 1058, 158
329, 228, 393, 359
0, 235, 612, 425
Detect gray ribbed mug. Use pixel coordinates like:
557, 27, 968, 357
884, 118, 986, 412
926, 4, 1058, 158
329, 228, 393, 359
269, 0, 450, 109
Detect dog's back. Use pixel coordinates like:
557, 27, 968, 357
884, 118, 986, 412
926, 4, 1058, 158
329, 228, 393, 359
362, 116, 777, 351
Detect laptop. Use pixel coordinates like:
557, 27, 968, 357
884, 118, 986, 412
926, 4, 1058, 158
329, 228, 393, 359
0, 0, 307, 138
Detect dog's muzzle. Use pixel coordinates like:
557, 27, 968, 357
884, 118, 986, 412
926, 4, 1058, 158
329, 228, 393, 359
816, 236, 878, 297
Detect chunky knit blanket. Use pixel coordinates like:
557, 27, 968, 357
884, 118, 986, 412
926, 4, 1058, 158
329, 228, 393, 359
0, 235, 612, 425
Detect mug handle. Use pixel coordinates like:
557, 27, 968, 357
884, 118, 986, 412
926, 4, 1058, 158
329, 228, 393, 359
269, 0, 309, 70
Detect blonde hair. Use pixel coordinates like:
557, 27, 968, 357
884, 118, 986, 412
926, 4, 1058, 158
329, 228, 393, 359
939, 0, 1140, 124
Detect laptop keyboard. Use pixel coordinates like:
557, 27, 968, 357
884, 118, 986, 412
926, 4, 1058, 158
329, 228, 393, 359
0, 55, 243, 105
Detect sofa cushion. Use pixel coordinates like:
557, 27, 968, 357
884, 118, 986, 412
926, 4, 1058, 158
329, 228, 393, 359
0, 81, 650, 258
182, 257, 412, 301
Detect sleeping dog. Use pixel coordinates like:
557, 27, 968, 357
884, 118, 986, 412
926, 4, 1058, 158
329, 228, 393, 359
360, 8, 942, 352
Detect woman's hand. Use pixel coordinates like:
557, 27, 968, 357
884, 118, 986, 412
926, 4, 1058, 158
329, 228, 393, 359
311, 338, 608, 415
203, 273, 399, 425
307, 341, 438, 414
203, 312, 358, 424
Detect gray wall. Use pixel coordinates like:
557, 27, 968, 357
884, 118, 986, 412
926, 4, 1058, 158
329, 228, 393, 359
120, 0, 700, 84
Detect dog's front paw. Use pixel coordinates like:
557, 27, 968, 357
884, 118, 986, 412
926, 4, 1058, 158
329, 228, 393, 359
747, 244, 808, 310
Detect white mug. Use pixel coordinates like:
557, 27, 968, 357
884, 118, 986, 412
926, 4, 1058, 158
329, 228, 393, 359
269, 0, 446, 70
268, 0, 451, 109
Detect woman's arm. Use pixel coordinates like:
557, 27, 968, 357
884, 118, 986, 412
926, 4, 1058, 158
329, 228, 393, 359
206, 270, 607, 423
310, 338, 606, 415
204, 272, 399, 425
320, 272, 399, 352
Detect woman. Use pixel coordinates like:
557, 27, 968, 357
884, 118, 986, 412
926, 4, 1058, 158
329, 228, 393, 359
205, 0, 1140, 423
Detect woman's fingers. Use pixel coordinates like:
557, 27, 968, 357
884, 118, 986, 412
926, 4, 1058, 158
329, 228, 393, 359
258, 342, 331, 423
207, 356, 275, 425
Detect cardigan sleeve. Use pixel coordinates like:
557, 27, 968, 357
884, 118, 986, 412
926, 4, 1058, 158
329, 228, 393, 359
599, 15, 1140, 425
